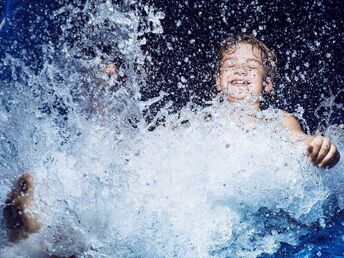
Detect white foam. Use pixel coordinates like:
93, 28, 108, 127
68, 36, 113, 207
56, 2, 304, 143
0, 2, 343, 257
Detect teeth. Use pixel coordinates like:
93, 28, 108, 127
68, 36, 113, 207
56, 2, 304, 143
232, 80, 247, 85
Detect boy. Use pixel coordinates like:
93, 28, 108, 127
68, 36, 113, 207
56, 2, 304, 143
215, 34, 340, 168
2, 34, 341, 248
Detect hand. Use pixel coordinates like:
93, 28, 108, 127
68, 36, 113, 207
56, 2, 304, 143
100, 63, 118, 79
307, 136, 340, 168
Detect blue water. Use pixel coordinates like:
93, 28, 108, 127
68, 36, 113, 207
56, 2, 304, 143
0, 1, 343, 257
264, 210, 344, 257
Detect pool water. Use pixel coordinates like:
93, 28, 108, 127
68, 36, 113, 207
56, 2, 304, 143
0, 1, 343, 257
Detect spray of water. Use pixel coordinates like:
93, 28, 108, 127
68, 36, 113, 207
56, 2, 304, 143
0, 1, 343, 257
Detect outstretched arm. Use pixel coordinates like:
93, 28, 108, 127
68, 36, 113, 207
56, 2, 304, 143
93, 63, 119, 116
281, 111, 340, 168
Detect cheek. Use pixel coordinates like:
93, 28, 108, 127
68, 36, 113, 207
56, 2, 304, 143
249, 72, 263, 83
219, 71, 230, 84
217, 71, 229, 91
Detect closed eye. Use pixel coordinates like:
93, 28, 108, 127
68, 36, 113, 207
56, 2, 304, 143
221, 59, 262, 70
246, 59, 262, 69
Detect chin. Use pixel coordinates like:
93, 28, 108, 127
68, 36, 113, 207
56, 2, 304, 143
227, 97, 245, 104
227, 93, 247, 102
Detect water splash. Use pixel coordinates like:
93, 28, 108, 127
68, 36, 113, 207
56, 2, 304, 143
0, 1, 343, 257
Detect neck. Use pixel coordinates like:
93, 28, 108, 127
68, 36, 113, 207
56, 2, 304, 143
227, 99, 261, 112
224, 92, 262, 111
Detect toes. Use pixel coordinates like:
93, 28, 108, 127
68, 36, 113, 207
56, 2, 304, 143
15, 173, 34, 194
8, 173, 34, 209
3, 173, 41, 242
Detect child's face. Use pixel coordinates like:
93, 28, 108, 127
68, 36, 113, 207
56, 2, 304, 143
216, 42, 272, 103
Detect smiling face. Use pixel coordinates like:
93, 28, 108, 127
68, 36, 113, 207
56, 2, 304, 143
216, 42, 272, 104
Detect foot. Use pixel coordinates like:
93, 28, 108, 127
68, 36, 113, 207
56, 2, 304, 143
3, 173, 41, 242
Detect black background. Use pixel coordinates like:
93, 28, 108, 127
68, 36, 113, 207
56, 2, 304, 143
0, 0, 343, 133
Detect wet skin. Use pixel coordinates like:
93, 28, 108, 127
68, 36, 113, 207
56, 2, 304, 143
3, 173, 41, 243
216, 42, 340, 168
1, 44, 340, 254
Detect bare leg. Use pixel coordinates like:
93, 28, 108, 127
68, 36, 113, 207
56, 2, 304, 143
3, 174, 79, 258
3, 173, 41, 243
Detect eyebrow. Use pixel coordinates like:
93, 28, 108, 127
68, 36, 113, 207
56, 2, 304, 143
246, 58, 262, 64
222, 57, 262, 64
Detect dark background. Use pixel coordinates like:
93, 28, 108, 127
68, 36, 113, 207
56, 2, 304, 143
0, 0, 343, 133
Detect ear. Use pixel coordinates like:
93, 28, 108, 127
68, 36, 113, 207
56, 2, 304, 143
263, 77, 273, 93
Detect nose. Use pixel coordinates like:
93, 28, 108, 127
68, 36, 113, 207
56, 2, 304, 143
233, 63, 247, 75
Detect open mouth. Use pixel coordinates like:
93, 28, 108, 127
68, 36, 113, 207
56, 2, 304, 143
230, 79, 250, 86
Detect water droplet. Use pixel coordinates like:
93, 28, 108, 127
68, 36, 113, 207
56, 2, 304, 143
140, 37, 147, 45
167, 42, 173, 50
177, 82, 185, 89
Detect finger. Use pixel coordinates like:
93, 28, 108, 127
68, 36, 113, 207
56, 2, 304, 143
320, 144, 337, 168
306, 144, 313, 156
309, 137, 323, 162
315, 138, 331, 164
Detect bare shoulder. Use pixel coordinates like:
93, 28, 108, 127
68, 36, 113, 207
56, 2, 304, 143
278, 109, 311, 141
279, 110, 302, 131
